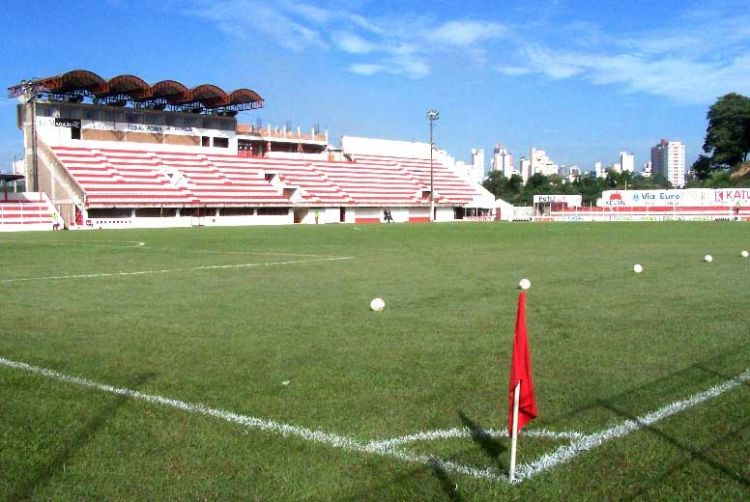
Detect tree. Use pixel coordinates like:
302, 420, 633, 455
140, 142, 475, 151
650, 174, 672, 189
705, 170, 732, 188
703, 93, 750, 169
482, 170, 506, 197
690, 154, 713, 181
482, 171, 524, 202
629, 173, 655, 190
507, 174, 524, 194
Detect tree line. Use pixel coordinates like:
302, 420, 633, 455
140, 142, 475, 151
483, 170, 671, 206
484, 93, 750, 205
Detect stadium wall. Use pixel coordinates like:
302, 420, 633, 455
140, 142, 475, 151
534, 189, 750, 222
81, 211, 294, 230
80, 206, 448, 229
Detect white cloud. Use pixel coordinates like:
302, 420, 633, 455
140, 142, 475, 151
348, 63, 385, 76
496, 65, 533, 76
334, 32, 376, 55
182, 0, 507, 78
188, 1, 328, 50
346, 54, 430, 78
522, 46, 584, 79
429, 20, 507, 48
390, 54, 431, 78
497, 10, 750, 104
515, 46, 750, 104
286, 1, 332, 24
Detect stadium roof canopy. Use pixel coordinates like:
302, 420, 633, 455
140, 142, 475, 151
7, 69, 263, 115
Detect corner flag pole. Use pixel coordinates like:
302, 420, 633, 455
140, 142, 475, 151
507, 290, 537, 483
509, 381, 520, 482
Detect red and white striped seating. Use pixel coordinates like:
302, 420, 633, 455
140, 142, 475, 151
0, 194, 58, 229
351, 154, 481, 205
51, 147, 482, 209
52, 147, 195, 206
51, 147, 288, 206
210, 156, 351, 205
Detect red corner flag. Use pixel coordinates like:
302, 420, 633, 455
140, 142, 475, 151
508, 291, 537, 436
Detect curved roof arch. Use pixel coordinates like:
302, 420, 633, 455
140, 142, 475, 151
150, 80, 191, 102
57, 69, 107, 94
103, 74, 151, 99
189, 84, 229, 107
9, 70, 265, 112
229, 88, 263, 106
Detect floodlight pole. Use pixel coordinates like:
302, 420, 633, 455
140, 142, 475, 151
427, 109, 439, 222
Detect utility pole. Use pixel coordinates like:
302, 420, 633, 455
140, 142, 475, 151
427, 109, 439, 222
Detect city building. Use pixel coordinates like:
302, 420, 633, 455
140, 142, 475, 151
595, 161, 606, 179
620, 151, 634, 173
651, 139, 686, 187
457, 148, 485, 183
530, 147, 558, 177
471, 148, 485, 183
568, 165, 581, 182
642, 161, 652, 177
491, 143, 514, 179
519, 157, 531, 182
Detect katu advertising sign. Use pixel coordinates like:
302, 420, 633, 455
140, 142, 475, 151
714, 189, 750, 204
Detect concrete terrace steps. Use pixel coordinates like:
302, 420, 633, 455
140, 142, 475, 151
50, 147, 482, 209
349, 154, 481, 205
0, 194, 59, 230
211, 156, 353, 205
52, 146, 195, 206
51, 147, 290, 207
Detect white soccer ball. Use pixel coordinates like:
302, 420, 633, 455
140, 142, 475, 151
518, 278, 531, 290
370, 297, 385, 311
633, 264, 643, 274
741, 250, 749, 258
704, 254, 713, 263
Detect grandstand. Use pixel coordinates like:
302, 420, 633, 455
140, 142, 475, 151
6, 70, 495, 230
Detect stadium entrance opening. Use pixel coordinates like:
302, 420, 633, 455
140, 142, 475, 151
293, 208, 307, 223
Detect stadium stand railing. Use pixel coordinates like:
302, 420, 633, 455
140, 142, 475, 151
0, 192, 60, 231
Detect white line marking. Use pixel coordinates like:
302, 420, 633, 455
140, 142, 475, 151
367, 427, 583, 450
0, 256, 354, 283
2, 355, 746, 485
514, 368, 750, 482
0, 239, 145, 248
138, 246, 327, 258
0, 356, 506, 482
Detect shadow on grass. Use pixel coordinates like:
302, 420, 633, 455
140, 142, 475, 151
8, 371, 156, 501
333, 463, 449, 502
428, 457, 465, 502
598, 400, 750, 499
458, 411, 507, 470
548, 342, 750, 426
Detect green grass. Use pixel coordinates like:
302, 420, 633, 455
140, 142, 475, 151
1, 222, 749, 500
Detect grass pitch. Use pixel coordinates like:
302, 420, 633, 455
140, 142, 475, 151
1, 222, 749, 500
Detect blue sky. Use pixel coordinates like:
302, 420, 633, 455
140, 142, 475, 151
2, 0, 749, 174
